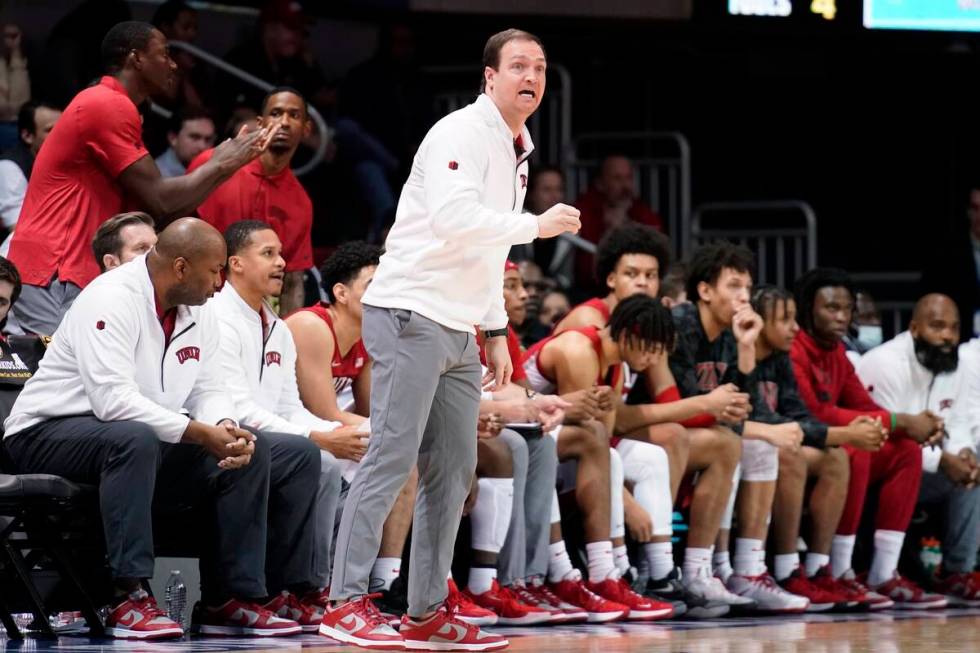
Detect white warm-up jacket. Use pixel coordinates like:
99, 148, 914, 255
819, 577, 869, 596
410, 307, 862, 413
856, 331, 976, 473
4, 255, 234, 442
362, 93, 540, 332
211, 282, 340, 437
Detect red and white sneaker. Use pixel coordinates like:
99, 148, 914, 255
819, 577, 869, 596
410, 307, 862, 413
301, 587, 331, 611
871, 572, 947, 610
263, 591, 323, 633
548, 577, 627, 623
400, 608, 508, 651
447, 579, 498, 627
836, 569, 893, 610
587, 577, 674, 621
725, 574, 809, 614
463, 579, 552, 626
936, 571, 980, 607
192, 599, 302, 636
808, 566, 867, 610
319, 594, 405, 649
522, 578, 588, 623
509, 581, 576, 624
778, 568, 845, 612
104, 590, 183, 640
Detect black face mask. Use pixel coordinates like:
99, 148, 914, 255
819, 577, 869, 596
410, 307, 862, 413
914, 336, 959, 374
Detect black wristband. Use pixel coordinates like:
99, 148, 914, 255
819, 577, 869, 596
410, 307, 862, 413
484, 328, 509, 339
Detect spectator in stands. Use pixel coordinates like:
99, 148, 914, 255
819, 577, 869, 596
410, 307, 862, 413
286, 242, 418, 621
152, 0, 207, 110
92, 212, 158, 273
190, 87, 312, 315
539, 289, 570, 331
857, 294, 980, 606
0, 24, 29, 148
843, 290, 882, 362
0, 101, 61, 246
513, 166, 568, 280
219, 0, 330, 115
660, 262, 688, 308
574, 155, 664, 290
6, 21, 276, 336
790, 267, 947, 609
155, 109, 216, 178
0, 255, 20, 330
3, 219, 317, 639
517, 260, 558, 346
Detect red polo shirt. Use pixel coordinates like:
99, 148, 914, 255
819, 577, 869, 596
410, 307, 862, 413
8, 76, 149, 288
189, 150, 314, 273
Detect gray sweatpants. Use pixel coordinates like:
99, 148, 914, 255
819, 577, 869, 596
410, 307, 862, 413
919, 465, 980, 574
330, 305, 481, 617
312, 449, 344, 588
13, 278, 81, 337
498, 431, 557, 584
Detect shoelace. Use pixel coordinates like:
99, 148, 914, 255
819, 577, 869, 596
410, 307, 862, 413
533, 584, 566, 609
513, 584, 547, 609
749, 574, 782, 591
793, 574, 838, 602
890, 575, 924, 597
359, 594, 391, 625
284, 592, 318, 619
497, 585, 533, 611
134, 595, 170, 621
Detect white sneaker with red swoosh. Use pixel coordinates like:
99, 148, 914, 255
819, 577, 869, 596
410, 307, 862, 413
319, 594, 406, 650
191, 599, 302, 636
104, 590, 183, 640
400, 607, 508, 652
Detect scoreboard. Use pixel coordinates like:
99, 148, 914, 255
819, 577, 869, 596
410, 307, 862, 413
864, 0, 980, 32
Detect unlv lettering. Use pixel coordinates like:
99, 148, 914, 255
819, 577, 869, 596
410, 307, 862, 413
265, 351, 282, 366
758, 381, 779, 412
175, 347, 200, 364
695, 361, 728, 392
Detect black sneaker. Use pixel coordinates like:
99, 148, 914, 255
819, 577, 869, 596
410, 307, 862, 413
372, 575, 408, 623
643, 568, 687, 618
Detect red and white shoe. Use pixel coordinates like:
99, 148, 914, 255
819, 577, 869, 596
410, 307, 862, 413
808, 565, 868, 610
510, 580, 578, 624
587, 577, 674, 621
463, 580, 553, 626
522, 578, 588, 623
936, 571, 980, 607
447, 579, 498, 627
725, 574, 809, 614
301, 587, 331, 611
871, 572, 947, 610
836, 569, 894, 610
104, 590, 183, 640
401, 608, 508, 651
319, 595, 405, 650
548, 577, 627, 623
778, 568, 845, 612
263, 591, 323, 633
192, 599, 302, 636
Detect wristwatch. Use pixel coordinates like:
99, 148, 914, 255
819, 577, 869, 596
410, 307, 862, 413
484, 328, 509, 339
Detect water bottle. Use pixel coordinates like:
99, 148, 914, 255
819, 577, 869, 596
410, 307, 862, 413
165, 570, 187, 629
919, 537, 943, 576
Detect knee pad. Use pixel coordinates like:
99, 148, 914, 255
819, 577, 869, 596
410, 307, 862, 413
741, 439, 779, 482
470, 477, 514, 553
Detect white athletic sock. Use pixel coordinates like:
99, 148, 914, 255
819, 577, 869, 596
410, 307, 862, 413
831, 535, 857, 578
586, 541, 616, 583
644, 541, 674, 581
470, 477, 514, 554
468, 567, 497, 596
868, 530, 906, 588
773, 553, 800, 582
805, 552, 831, 578
684, 547, 713, 582
733, 538, 767, 577
548, 540, 576, 583
613, 544, 631, 576
712, 550, 734, 582
370, 557, 402, 592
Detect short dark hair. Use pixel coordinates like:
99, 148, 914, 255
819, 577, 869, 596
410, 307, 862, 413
261, 86, 309, 119
152, 0, 195, 29
595, 223, 671, 287
224, 220, 276, 258
480, 28, 545, 92
93, 212, 156, 272
102, 21, 157, 73
17, 101, 59, 140
168, 107, 213, 135
751, 284, 794, 322
660, 262, 688, 301
793, 267, 854, 334
609, 294, 676, 353
685, 241, 755, 304
528, 165, 563, 191
320, 241, 382, 303
0, 256, 22, 306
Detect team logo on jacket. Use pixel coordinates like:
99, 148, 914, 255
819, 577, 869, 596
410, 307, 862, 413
695, 361, 728, 392
520, 173, 527, 188
448, 160, 459, 170
96, 320, 106, 330
175, 346, 201, 364
265, 351, 282, 366
940, 398, 953, 411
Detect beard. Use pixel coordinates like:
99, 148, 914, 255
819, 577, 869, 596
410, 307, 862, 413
914, 337, 959, 374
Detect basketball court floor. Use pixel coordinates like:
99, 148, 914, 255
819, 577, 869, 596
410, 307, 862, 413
2, 610, 976, 653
